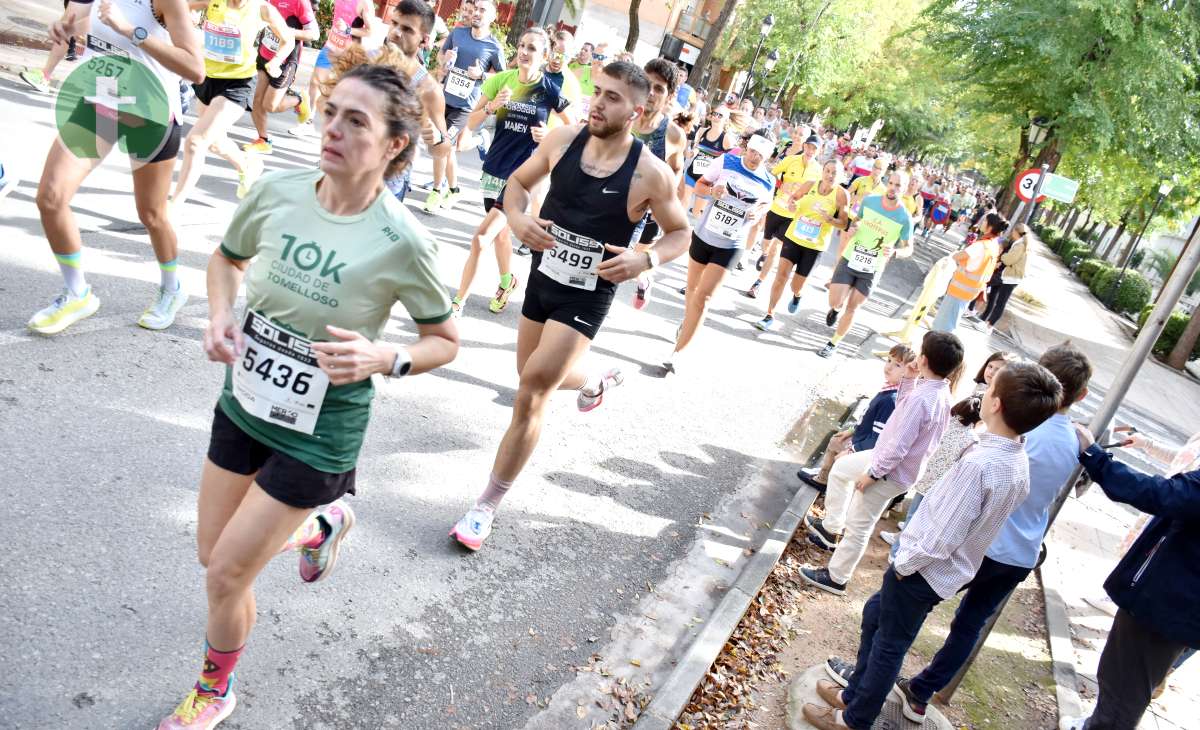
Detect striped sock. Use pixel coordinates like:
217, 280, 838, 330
159, 258, 179, 292
54, 252, 87, 297
195, 640, 242, 697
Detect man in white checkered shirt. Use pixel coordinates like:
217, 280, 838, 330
801, 360, 1063, 730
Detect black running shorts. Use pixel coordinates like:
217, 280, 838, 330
193, 75, 256, 110
256, 54, 299, 90
689, 233, 740, 271
780, 241, 821, 278
763, 210, 792, 242
829, 257, 878, 298
62, 101, 182, 163
207, 406, 356, 509
521, 276, 615, 340
444, 105, 471, 133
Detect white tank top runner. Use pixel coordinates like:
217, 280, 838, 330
82, 0, 183, 122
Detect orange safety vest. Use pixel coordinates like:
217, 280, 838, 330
946, 237, 1000, 301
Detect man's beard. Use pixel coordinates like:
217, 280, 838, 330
589, 114, 629, 140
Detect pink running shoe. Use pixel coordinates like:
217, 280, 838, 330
157, 688, 236, 729
633, 274, 652, 310
299, 499, 356, 583
576, 368, 623, 412
449, 505, 495, 551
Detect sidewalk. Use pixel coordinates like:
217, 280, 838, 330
927, 236, 1200, 729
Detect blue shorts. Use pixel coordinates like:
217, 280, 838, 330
314, 47, 332, 70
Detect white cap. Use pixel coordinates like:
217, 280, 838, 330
746, 134, 774, 157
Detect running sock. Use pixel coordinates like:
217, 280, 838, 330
478, 472, 513, 510
55, 252, 87, 297
579, 372, 602, 397
281, 514, 327, 552
195, 640, 243, 697
449, 186, 460, 194
830, 333, 845, 345
159, 258, 180, 292
499, 272, 513, 290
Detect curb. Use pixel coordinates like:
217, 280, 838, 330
632, 482, 819, 730
1038, 565, 1083, 723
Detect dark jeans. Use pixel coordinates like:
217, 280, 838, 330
842, 567, 943, 729
908, 556, 1032, 701
981, 282, 1018, 325
1086, 608, 1188, 730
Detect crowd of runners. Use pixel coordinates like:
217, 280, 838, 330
14, 1, 1027, 729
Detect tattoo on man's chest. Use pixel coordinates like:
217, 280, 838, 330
581, 160, 619, 177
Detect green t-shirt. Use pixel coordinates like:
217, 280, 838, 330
217, 168, 452, 472
568, 61, 593, 96
842, 194, 912, 274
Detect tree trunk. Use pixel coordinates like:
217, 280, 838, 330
1168, 305, 1200, 369
1000, 136, 1061, 222
995, 125, 1031, 220
1096, 222, 1114, 253
1107, 209, 1131, 257
505, 0, 533, 46
1104, 209, 1138, 261
688, 0, 737, 89
625, 0, 642, 52
1063, 208, 1083, 239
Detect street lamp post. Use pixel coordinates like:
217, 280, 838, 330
755, 49, 780, 105
1106, 179, 1173, 309
738, 14, 774, 102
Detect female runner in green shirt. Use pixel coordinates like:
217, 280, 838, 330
157, 63, 458, 729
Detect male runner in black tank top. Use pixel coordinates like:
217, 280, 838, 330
449, 62, 691, 552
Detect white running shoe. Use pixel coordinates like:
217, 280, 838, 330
28, 288, 101, 335
287, 122, 314, 138
878, 530, 897, 546
138, 285, 188, 330
450, 505, 495, 551
577, 367, 623, 412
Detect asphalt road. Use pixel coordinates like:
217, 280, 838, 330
0, 56, 965, 729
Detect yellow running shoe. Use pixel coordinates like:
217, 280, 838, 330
236, 154, 264, 199
296, 91, 312, 125
156, 687, 237, 730
27, 288, 101, 335
242, 137, 273, 154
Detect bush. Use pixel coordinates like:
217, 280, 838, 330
1092, 269, 1151, 315
1129, 249, 1146, 270
1138, 305, 1200, 360
1078, 259, 1111, 286
1061, 242, 1093, 269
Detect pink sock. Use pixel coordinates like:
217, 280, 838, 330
478, 472, 513, 510
195, 640, 243, 696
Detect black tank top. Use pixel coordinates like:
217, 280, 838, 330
532, 127, 644, 296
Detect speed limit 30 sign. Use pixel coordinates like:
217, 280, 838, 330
1014, 168, 1045, 203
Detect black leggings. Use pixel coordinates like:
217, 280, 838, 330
981, 282, 1017, 325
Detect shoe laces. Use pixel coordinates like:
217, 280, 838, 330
172, 689, 216, 722
463, 507, 492, 534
